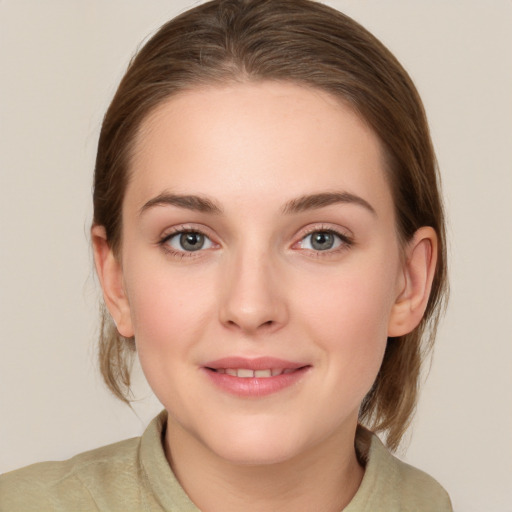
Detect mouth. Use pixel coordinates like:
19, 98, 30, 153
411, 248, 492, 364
206, 367, 305, 378
202, 357, 311, 397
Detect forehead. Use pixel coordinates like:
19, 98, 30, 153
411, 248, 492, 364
127, 81, 393, 217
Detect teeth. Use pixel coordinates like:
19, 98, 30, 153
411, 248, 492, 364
254, 369, 272, 378
216, 368, 296, 378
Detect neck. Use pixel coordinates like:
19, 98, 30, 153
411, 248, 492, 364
165, 418, 364, 512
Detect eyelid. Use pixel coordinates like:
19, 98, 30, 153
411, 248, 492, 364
166, 231, 214, 251
158, 224, 220, 257
159, 223, 217, 241
292, 224, 354, 252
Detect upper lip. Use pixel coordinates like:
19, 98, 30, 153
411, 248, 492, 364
204, 356, 308, 371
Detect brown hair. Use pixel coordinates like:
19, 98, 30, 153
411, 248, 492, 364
93, 0, 448, 450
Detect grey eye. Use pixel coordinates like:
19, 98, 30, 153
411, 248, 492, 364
180, 233, 204, 251
301, 231, 342, 251
167, 232, 213, 252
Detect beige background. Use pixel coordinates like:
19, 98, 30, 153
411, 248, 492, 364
1, 1, 511, 511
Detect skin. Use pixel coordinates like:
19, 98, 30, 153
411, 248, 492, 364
93, 81, 437, 511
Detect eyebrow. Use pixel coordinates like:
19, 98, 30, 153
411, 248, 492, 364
139, 190, 376, 217
139, 193, 224, 216
282, 192, 376, 215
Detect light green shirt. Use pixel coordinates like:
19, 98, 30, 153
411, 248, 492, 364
0, 411, 452, 511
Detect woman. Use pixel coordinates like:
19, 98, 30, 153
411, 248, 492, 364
0, 1, 451, 510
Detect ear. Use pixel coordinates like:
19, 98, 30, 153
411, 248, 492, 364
388, 226, 438, 337
91, 225, 134, 338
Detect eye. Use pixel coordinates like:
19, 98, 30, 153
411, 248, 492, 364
164, 231, 214, 252
298, 230, 348, 251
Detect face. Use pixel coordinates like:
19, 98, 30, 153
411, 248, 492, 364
115, 82, 406, 465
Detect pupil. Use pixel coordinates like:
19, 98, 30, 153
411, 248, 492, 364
180, 232, 204, 251
312, 232, 334, 250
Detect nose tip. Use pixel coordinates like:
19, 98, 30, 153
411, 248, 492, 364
218, 254, 287, 335
224, 311, 279, 334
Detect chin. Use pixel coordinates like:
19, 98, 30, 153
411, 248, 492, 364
216, 440, 301, 466
200, 420, 310, 466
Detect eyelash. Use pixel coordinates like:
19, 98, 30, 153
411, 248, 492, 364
158, 225, 354, 259
158, 227, 215, 259
296, 226, 354, 256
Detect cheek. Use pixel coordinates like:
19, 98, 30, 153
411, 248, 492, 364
302, 255, 396, 333
124, 261, 221, 410
124, 261, 215, 362
297, 260, 398, 388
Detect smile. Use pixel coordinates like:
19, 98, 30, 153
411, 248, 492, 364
209, 368, 298, 378
202, 357, 310, 397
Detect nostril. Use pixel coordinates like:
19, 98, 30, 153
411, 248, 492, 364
227, 319, 273, 326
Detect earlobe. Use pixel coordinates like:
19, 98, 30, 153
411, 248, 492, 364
91, 225, 134, 338
388, 227, 438, 337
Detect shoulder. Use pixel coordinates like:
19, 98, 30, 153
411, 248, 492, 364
347, 427, 452, 512
391, 455, 452, 511
0, 436, 141, 512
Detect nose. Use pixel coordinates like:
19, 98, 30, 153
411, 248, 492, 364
218, 247, 288, 335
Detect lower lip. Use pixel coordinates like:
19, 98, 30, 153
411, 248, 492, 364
202, 367, 310, 397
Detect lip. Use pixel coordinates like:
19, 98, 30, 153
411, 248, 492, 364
202, 356, 311, 397
204, 356, 306, 371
